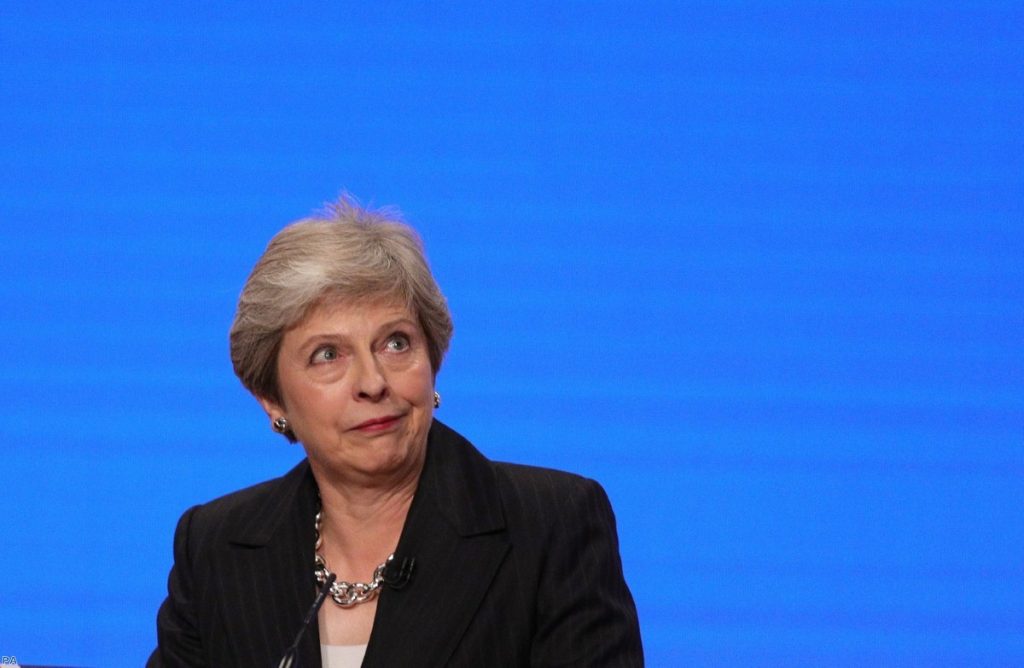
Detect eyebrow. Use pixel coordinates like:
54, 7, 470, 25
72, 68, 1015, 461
375, 317, 420, 334
294, 317, 420, 353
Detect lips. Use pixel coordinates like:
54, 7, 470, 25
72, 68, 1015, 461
351, 415, 403, 431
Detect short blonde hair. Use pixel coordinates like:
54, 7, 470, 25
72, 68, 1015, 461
229, 196, 453, 408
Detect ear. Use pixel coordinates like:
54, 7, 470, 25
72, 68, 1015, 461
257, 394, 286, 420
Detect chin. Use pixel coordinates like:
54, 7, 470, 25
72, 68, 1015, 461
359, 440, 422, 474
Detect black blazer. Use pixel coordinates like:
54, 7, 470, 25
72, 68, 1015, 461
149, 420, 643, 666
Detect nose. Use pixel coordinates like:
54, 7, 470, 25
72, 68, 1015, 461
351, 350, 388, 402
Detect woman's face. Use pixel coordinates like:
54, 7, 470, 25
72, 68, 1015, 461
259, 298, 435, 485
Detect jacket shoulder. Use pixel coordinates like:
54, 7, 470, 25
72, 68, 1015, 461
193, 472, 288, 514
490, 461, 613, 526
182, 459, 312, 548
492, 461, 592, 493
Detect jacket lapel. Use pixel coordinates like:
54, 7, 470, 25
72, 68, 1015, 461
223, 460, 322, 668
215, 421, 506, 667
364, 420, 509, 667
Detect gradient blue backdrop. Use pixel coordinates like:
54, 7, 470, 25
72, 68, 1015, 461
2, 2, 1022, 666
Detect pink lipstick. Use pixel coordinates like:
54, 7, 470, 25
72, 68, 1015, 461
351, 415, 402, 432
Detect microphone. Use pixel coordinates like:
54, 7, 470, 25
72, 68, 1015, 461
382, 554, 416, 589
277, 572, 336, 668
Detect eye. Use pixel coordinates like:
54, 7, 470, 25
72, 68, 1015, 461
310, 346, 339, 364
384, 332, 411, 352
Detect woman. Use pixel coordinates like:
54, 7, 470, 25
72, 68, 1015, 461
149, 198, 643, 667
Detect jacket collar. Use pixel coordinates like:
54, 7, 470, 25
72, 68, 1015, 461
416, 419, 506, 536
227, 419, 505, 547
219, 458, 320, 667
222, 419, 508, 667
227, 457, 317, 548
365, 420, 510, 666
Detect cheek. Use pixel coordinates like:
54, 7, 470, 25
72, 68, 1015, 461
397, 357, 434, 398
415, 370, 436, 402
285, 383, 347, 425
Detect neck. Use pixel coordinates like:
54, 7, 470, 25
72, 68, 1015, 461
311, 461, 421, 567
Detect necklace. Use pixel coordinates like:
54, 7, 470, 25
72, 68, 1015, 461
313, 506, 395, 607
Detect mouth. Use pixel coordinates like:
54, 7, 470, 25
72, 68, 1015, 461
351, 414, 404, 432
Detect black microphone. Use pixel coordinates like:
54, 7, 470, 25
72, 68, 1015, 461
277, 572, 336, 668
382, 554, 416, 589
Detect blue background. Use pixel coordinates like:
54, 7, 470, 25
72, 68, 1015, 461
2, 2, 1022, 665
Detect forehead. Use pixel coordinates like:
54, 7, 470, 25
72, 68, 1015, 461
288, 296, 418, 337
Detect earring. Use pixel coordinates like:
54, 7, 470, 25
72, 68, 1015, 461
433, 391, 441, 409
272, 416, 289, 433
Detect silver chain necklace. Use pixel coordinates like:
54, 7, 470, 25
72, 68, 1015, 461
313, 506, 395, 607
